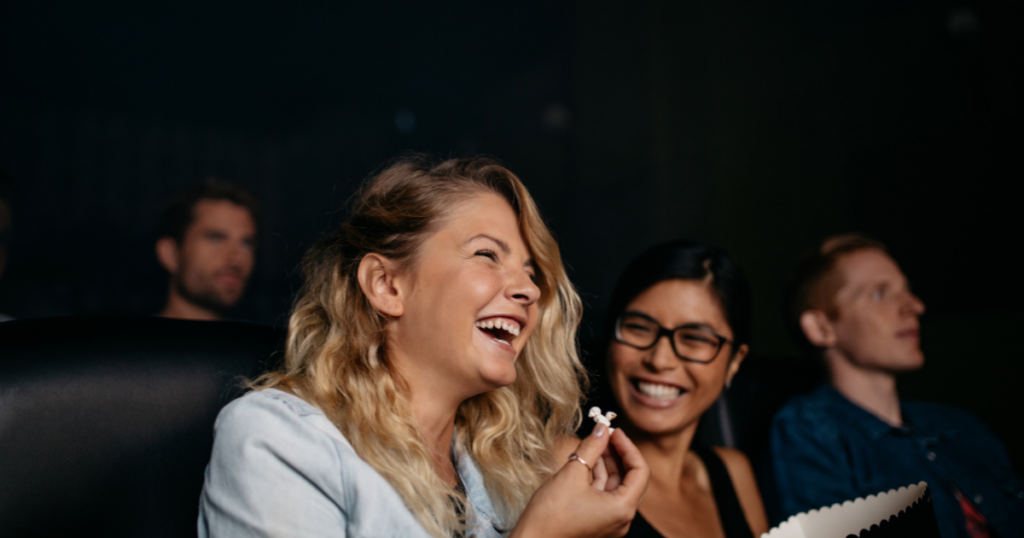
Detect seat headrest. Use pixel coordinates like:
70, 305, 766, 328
0, 316, 285, 537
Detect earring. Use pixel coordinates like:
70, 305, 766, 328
725, 378, 732, 390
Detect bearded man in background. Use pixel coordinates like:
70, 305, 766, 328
156, 179, 259, 321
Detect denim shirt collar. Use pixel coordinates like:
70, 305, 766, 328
452, 436, 510, 537
819, 385, 957, 441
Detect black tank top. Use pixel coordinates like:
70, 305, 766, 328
625, 443, 753, 538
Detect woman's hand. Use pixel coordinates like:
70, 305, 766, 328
510, 424, 650, 538
590, 436, 627, 493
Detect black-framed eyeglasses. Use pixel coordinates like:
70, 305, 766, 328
614, 311, 732, 364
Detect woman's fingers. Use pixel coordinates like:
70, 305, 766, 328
600, 446, 623, 492
591, 456, 609, 491
564, 423, 610, 476
607, 428, 650, 502
509, 426, 650, 538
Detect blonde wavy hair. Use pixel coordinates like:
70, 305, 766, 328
252, 155, 586, 537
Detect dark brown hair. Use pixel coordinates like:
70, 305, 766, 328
156, 177, 260, 243
605, 239, 753, 353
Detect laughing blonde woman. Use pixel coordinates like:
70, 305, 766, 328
198, 156, 649, 538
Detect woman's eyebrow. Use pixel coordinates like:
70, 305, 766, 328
623, 309, 656, 321
466, 234, 536, 269
678, 321, 716, 331
623, 311, 717, 331
466, 234, 511, 255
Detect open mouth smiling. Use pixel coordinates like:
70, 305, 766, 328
631, 378, 686, 401
474, 317, 522, 347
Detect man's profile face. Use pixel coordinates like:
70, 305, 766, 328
829, 249, 926, 373
170, 199, 256, 315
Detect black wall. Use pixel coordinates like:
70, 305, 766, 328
1, 0, 1021, 467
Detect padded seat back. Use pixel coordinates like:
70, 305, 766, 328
719, 354, 827, 453
694, 354, 826, 453
0, 316, 284, 538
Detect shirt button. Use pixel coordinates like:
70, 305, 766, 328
927, 451, 937, 461
973, 494, 984, 504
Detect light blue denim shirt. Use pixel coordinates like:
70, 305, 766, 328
199, 388, 511, 538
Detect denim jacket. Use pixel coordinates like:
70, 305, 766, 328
762, 385, 1024, 538
199, 389, 510, 538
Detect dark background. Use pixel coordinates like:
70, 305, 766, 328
1, 0, 1021, 469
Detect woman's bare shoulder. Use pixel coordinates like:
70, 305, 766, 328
710, 446, 750, 471
711, 446, 769, 536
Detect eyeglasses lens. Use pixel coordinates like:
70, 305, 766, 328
673, 328, 720, 362
617, 314, 720, 363
617, 315, 658, 347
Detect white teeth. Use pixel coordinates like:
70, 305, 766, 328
499, 320, 520, 336
495, 338, 510, 345
474, 318, 521, 337
636, 381, 682, 400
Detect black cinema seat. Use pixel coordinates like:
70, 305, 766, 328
718, 354, 828, 454
690, 354, 827, 454
0, 316, 284, 538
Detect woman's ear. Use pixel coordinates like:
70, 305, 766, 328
725, 343, 749, 387
357, 253, 404, 317
799, 310, 836, 348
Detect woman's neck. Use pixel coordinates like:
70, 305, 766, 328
390, 342, 472, 487
410, 387, 462, 487
626, 422, 699, 490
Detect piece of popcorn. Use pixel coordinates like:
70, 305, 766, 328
588, 406, 617, 430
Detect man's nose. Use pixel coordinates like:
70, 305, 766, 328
227, 240, 254, 268
903, 291, 925, 316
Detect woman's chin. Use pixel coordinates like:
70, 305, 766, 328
625, 412, 694, 437
615, 392, 699, 436
476, 364, 518, 391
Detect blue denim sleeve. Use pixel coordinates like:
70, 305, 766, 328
198, 391, 348, 538
768, 407, 859, 522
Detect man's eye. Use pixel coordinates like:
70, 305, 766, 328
872, 289, 885, 300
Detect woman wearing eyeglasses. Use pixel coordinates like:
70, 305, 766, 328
602, 240, 768, 538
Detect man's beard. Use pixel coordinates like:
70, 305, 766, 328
173, 273, 238, 316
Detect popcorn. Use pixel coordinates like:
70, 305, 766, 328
588, 406, 617, 430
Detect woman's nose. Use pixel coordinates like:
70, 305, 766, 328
508, 270, 541, 306
643, 336, 679, 372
